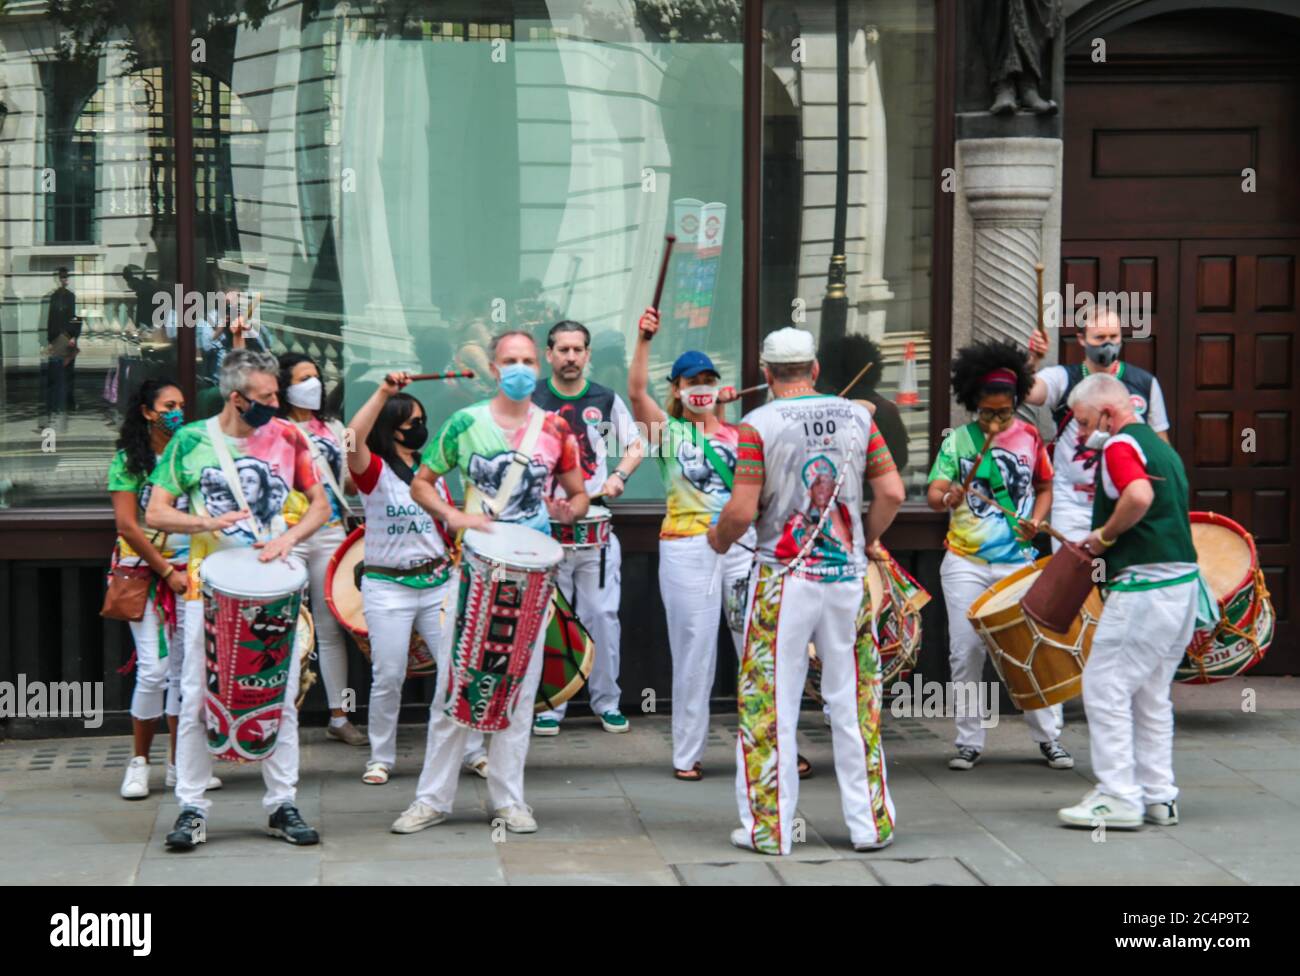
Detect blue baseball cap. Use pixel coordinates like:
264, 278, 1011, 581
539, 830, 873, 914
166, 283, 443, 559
668, 350, 719, 382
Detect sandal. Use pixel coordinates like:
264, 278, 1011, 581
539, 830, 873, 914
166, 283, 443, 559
798, 754, 812, 780
673, 762, 703, 782
362, 761, 391, 785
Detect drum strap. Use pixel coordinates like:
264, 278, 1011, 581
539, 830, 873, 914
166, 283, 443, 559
205, 416, 267, 543
680, 418, 735, 492
967, 423, 1028, 552
296, 420, 357, 524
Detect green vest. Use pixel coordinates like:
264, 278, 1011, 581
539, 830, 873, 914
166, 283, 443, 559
1092, 423, 1197, 579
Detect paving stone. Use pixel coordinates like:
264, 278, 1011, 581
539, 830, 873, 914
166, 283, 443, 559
674, 861, 780, 885
867, 857, 984, 886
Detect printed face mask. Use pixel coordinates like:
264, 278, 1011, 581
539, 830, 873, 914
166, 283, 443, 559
286, 376, 322, 410
155, 409, 185, 434
238, 394, 276, 429
681, 384, 718, 412
1085, 341, 1120, 368
498, 363, 538, 401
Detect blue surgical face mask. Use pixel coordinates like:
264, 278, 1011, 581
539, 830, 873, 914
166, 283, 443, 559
155, 409, 185, 434
498, 363, 538, 402
237, 394, 276, 428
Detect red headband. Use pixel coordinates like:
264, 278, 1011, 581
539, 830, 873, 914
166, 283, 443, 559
981, 368, 1018, 388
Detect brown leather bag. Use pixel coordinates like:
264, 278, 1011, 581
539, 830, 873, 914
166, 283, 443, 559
100, 564, 154, 622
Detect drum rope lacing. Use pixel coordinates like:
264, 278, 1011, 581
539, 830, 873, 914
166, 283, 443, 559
1186, 566, 1271, 682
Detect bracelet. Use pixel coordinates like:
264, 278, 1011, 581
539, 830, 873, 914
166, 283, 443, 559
161, 565, 175, 579
1097, 528, 1116, 547
613, 470, 629, 483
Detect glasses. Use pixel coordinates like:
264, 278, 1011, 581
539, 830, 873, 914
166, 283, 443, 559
977, 407, 1014, 422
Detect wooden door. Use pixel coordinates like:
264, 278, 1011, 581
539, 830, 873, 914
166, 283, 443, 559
1178, 240, 1299, 670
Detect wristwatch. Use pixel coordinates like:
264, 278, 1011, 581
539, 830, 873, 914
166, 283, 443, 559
612, 470, 629, 483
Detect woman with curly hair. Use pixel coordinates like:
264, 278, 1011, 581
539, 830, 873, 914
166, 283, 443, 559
926, 340, 1071, 773
108, 379, 221, 799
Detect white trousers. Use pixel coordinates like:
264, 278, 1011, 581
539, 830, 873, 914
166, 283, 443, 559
295, 525, 348, 710
1050, 492, 1094, 552
940, 551, 1063, 749
128, 596, 184, 721
659, 530, 754, 771
736, 569, 895, 854
1083, 581, 1197, 809
539, 533, 623, 720
413, 617, 547, 812
174, 597, 302, 816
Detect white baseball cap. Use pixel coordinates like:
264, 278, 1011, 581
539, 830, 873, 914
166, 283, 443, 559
761, 327, 817, 364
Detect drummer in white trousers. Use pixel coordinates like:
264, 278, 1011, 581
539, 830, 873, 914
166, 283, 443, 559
1059, 373, 1205, 829
147, 349, 333, 850
532, 320, 645, 735
628, 308, 755, 782
926, 340, 1073, 772
344, 372, 484, 786
391, 331, 589, 835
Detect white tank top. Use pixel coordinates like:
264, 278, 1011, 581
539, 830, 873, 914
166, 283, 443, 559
359, 458, 450, 571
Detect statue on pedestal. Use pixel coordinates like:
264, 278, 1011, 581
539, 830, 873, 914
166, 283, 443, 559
982, 0, 1062, 115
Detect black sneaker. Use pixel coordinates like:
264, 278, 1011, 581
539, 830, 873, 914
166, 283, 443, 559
165, 808, 207, 851
1040, 740, 1074, 769
267, 804, 320, 846
948, 747, 981, 771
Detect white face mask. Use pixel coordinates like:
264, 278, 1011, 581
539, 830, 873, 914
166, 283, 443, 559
1084, 412, 1111, 450
681, 384, 718, 412
287, 375, 322, 410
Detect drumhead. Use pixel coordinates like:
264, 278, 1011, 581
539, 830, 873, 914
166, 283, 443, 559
976, 569, 1039, 616
582, 504, 612, 522
1192, 522, 1252, 601
465, 523, 563, 569
200, 546, 307, 597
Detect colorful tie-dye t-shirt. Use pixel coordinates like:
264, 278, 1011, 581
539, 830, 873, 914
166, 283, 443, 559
420, 401, 579, 534
294, 417, 349, 528
655, 416, 739, 539
928, 419, 1052, 564
107, 450, 190, 566
151, 417, 318, 597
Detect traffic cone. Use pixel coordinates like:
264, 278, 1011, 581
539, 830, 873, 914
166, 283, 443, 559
896, 341, 919, 406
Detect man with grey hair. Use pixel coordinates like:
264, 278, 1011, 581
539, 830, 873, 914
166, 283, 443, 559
1025, 307, 1170, 550
1056, 371, 1208, 831
147, 349, 333, 850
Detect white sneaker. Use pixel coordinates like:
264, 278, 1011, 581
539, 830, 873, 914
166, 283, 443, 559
165, 764, 223, 791
853, 832, 895, 852
494, 805, 537, 833
462, 756, 489, 779
1145, 800, 1179, 826
120, 756, 150, 799
1058, 789, 1142, 829
391, 801, 447, 834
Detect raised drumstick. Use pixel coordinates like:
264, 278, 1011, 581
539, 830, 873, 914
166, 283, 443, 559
408, 370, 476, 381
641, 235, 676, 341
838, 361, 875, 398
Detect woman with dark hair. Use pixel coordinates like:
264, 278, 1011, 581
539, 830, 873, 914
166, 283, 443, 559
278, 352, 366, 746
628, 307, 754, 782
817, 334, 910, 472
345, 372, 484, 784
926, 340, 1070, 772
109, 379, 221, 799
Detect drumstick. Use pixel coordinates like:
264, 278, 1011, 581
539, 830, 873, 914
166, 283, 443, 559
1034, 262, 1045, 338
408, 370, 476, 381
965, 486, 1070, 546
960, 441, 992, 494
641, 234, 676, 340
735, 383, 768, 397
838, 361, 875, 398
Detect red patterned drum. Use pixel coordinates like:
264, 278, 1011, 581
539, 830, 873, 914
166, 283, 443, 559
324, 526, 437, 678
550, 504, 612, 549
1177, 512, 1274, 683
444, 524, 563, 731
200, 548, 307, 762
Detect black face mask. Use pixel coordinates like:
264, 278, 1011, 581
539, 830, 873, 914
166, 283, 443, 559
1085, 341, 1121, 368
395, 417, 428, 451
237, 394, 276, 429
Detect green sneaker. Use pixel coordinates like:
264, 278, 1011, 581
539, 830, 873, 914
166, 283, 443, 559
599, 711, 629, 733
533, 717, 560, 737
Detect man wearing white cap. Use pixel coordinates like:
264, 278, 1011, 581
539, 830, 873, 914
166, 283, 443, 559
709, 327, 906, 855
